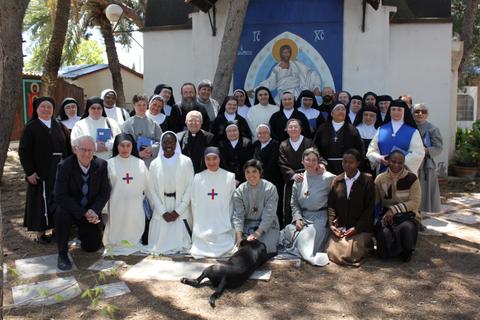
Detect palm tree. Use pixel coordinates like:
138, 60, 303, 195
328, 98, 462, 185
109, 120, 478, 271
212, 0, 250, 103
41, 0, 71, 96
23, 0, 145, 106
0, 2, 31, 318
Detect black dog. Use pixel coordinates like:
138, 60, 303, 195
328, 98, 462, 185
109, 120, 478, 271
181, 239, 274, 308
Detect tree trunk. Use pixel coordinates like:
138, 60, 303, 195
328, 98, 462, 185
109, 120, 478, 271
98, 14, 126, 108
0, 2, 31, 317
459, 0, 480, 74
40, 0, 71, 97
212, 0, 250, 103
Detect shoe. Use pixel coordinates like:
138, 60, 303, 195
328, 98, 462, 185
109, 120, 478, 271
35, 234, 51, 244
401, 250, 413, 262
57, 254, 72, 271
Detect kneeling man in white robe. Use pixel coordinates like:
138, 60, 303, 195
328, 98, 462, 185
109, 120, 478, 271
190, 147, 236, 258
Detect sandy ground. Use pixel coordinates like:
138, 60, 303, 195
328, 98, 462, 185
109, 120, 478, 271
1, 150, 479, 320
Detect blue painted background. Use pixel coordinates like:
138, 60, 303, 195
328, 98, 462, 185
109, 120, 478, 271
233, 0, 343, 96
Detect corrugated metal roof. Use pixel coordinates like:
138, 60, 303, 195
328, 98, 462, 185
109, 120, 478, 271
59, 64, 143, 79
59, 64, 109, 79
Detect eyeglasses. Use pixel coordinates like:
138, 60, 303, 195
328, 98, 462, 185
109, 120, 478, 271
414, 110, 427, 114
90, 106, 102, 110
77, 147, 94, 153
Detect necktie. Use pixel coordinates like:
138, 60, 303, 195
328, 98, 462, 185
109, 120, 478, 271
80, 173, 89, 208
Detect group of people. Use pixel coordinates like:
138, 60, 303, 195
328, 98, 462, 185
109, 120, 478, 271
18, 79, 443, 270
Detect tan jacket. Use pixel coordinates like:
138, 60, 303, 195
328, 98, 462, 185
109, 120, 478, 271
375, 168, 421, 223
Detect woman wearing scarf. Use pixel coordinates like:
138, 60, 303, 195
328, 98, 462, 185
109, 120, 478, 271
57, 97, 81, 131
19, 97, 72, 243
313, 103, 364, 175
71, 96, 121, 160
104, 133, 149, 255
366, 99, 425, 175
413, 103, 443, 213
233, 88, 252, 119
246, 86, 279, 141
346, 95, 363, 125
296, 90, 325, 136
153, 83, 183, 133
144, 131, 194, 254
211, 95, 252, 141
218, 121, 254, 185
374, 150, 421, 262
355, 104, 379, 176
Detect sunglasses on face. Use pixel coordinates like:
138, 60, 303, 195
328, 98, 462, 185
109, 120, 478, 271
414, 110, 427, 114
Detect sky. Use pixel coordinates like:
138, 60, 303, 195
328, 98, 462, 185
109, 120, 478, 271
91, 28, 144, 73
23, 26, 144, 74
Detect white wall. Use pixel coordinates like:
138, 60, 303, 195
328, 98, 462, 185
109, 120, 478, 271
143, 29, 194, 97
343, 0, 395, 93
69, 68, 144, 110
388, 23, 452, 173
143, 0, 228, 97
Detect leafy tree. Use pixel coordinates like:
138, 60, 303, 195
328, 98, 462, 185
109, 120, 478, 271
23, 0, 145, 106
452, 0, 480, 75
75, 39, 106, 65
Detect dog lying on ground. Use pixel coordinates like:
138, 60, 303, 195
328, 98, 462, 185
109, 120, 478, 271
180, 239, 275, 308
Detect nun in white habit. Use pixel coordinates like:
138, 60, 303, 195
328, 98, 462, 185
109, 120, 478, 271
144, 131, 194, 255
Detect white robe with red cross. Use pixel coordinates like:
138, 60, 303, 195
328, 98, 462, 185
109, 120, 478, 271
103, 155, 148, 252
190, 168, 236, 258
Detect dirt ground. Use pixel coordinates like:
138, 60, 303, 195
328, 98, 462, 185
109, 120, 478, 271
1, 150, 479, 320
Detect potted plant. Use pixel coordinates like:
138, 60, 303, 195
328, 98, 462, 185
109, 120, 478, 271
452, 143, 478, 178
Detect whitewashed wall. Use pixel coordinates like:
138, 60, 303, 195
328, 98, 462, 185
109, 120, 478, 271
67, 68, 144, 110
388, 22, 452, 173
143, 1, 228, 97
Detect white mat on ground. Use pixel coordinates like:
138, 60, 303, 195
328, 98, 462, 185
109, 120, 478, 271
94, 281, 130, 299
102, 246, 140, 257
12, 276, 81, 306
122, 257, 272, 281
88, 259, 126, 272
444, 211, 480, 225
15, 254, 77, 279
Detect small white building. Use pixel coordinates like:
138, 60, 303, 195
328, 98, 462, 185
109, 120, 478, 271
143, 0, 455, 172
59, 63, 144, 110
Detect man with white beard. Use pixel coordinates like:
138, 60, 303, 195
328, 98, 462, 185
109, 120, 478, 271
174, 83, 210, 132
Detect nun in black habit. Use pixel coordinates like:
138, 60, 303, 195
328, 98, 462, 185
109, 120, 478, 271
154, 84, 183, 132
355, 104, 379, 176
269, 91, 312, 141
19, 97, 72, 243
346, 95, 363, 125
210, 95, 252, 142
295, 90, 325, 136
313, 103, 364, 175
218, 121, 254, 184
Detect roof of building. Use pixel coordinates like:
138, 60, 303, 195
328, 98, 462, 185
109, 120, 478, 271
384, 0, 451, 22
144, 0, 195, 30
143, 0, 451, 31
59, 64, 143, 79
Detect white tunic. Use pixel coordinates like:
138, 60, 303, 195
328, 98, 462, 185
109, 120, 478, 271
103, 156, 149, 253
70, 116, 121, 160
246, 104, 279, 141
190, 168, 236, 258
104, 106, 130, 126
145, 154, 194, 254
61, 116, 81, 130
